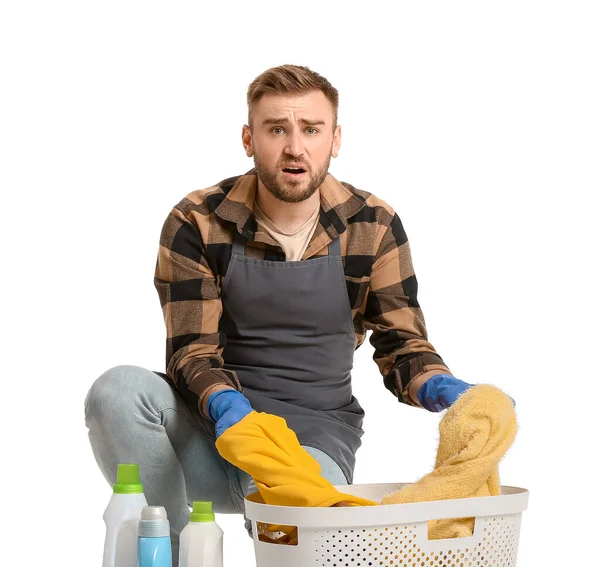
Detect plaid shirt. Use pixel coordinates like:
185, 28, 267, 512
154, 169, 452, 414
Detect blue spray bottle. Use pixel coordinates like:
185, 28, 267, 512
137, 506, 172, 567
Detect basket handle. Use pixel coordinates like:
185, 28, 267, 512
415, 515, 485, 543
255, 521, 299, 546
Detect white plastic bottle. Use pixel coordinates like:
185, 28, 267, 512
102, 463, 148, 567
178, 501, 223, 567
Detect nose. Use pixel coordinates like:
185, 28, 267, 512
284, 128, 304, 157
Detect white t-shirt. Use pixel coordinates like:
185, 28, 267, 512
253, 203, 321, 261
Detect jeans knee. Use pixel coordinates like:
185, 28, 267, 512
84, 364, 148, 419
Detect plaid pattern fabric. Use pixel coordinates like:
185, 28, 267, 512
154, 168, 452, 412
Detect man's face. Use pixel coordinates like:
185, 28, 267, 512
242, 90, 341, 203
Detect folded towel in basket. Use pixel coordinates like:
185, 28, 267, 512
215, 411, 377, 508
381, 384, 517, 539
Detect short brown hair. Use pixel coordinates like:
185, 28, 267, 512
246, 64, 339, 130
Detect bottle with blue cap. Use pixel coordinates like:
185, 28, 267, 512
138, 506, 172, 567
178, 501, 223, 567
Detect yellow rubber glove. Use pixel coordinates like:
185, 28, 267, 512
215, 411, 376, 508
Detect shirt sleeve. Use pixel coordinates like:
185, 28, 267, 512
154, 206, 242, 414
364, 212, 453, 406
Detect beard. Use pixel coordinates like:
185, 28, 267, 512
253, 153, 332, 204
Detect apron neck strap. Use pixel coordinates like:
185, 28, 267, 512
232, 229, 247, 256
328, 236, 341, 256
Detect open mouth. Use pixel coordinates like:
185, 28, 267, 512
281, 166, 307, 177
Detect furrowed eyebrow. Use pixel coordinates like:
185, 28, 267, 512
261, 118, 326, 127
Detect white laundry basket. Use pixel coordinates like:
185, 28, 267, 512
244, 482, 529, 567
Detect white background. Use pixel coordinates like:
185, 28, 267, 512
1, 1, 598, 565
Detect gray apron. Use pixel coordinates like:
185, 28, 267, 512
219, 229, 365, 483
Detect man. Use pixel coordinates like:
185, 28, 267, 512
84, 64, 474, 564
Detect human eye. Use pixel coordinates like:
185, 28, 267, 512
306, 127, 319, 135
271, 127, 285, 135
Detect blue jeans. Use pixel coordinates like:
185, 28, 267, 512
84, 365, 347, 566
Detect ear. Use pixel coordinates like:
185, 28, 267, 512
331, 124, 342, 158
242, 125, 254, 157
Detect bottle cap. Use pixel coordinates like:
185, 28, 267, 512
141, 506, 167, 521
190, 501, 215, 522
113, 463, 144, 494
139, 506, 170, 538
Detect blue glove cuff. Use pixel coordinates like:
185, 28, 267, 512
207, 389, 250, 422
417, 374, 473, 412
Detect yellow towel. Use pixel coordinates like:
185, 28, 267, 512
381, 384, 517, 539
215, 411, 377, 508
